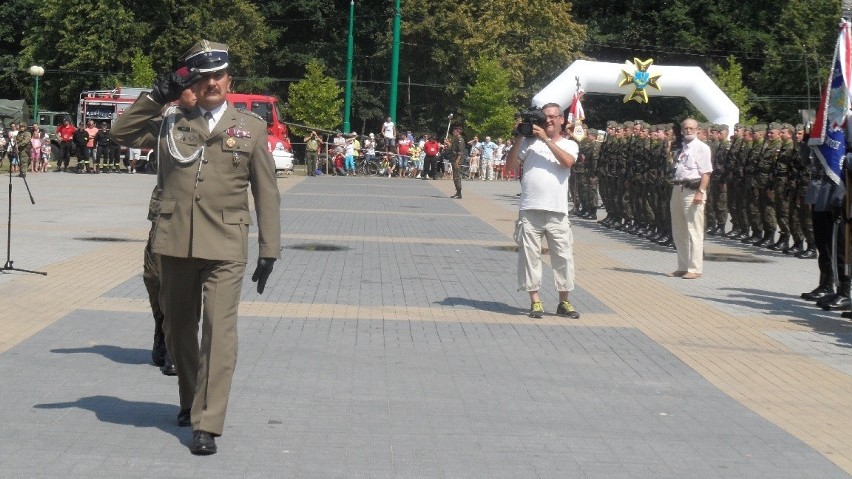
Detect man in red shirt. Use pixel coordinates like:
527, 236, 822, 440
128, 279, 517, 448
421, 134, 441, 180
55, 117, 76, 172
396, 134, 411, 177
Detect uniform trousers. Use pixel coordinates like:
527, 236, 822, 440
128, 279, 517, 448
159, 255, 245, 436
670, 185, 706, 274
514, 209, 575, 292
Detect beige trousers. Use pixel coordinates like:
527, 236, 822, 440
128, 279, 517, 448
515, 209, 575, 292
670, 186, 706, 274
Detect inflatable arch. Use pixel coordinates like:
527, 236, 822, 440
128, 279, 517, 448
532, 59, 739, 130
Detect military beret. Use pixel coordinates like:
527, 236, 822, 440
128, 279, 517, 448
781, 123, 794, 131
182, 39, 229, 73
709, 124, 719, 132
649, 125, 658, 133
623, 121, 634, 129
587, 128, 597, 136
606, 120, 617, 128
665, 123, 674, 131
752, 124, 767, 133
768, 122, 782, 131
615, 123, 624, 130
796, 123, 805, 132
718, 124, 729, 131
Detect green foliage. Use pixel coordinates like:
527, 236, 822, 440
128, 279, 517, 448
126, 51, 156, 89
711, 56, 756, 124
2, 0, 844, 131
460, 56, 517, 139
288, 59, 344, 136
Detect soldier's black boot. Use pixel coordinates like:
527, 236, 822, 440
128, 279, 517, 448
802, 272, 834, 301
726, 227, 740, 239
750, 230, 769, 246
706, 224, 717, 236
768, 234, 790, 251
784, 240, 802, 255
151, 334, 167, 368
797, 245, 817, 259
822, 280, 851, 311
755, 230, 774, 247
733, 229, 749, 241
585, 208, 597, 220
713, 225, 726, 236
741, 230, 759, 243
161, 351, 177, 376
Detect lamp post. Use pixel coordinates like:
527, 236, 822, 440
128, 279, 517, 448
28, 66, 45, 124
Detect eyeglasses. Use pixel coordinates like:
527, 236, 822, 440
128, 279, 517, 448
545, 115, 562, 120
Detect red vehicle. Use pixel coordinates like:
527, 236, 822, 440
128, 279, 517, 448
77, 88, 293, 173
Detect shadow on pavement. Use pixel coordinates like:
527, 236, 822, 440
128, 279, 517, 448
706, 287, 852, 347
435, 296, 525, 314
50, 345, 151, 366
33, 395, 188, 444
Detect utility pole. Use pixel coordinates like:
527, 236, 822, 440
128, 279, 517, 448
343, 0, 355, 133
388, 0, 401, 122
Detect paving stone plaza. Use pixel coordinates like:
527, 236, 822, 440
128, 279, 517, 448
1, 171, 852, 478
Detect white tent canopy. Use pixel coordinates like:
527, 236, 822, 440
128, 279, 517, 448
532, 59, 739, 130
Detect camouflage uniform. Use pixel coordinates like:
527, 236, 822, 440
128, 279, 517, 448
754, 123, 781, 247
769, 124, 796, 250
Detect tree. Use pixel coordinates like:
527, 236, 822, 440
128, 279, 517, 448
711, 56, 756, 124
401, 0, 586, 131
460, 56, 516, 139
288, 59, 344, 137
126, 51, 156, 90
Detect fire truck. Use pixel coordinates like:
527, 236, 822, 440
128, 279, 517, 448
76, 88, 293, 173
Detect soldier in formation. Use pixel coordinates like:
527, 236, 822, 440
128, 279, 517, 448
569, 119, 816, 258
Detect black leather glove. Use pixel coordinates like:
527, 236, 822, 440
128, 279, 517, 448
150, 67, 199, 105
251, 257, 276, 294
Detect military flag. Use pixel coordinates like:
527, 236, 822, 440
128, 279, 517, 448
809, 19, 852, 186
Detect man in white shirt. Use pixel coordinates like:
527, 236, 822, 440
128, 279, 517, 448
382, 116, 396, 147
506, 103, 580, 319
669, 117, 713, 279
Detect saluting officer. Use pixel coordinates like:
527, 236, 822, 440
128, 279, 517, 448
112, 40, 281, 456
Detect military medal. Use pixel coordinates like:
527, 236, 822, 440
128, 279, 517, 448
226, 137, 236, 148
233, 151, 241, 167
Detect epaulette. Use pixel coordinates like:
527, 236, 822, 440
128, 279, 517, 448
236, 108, 265, 122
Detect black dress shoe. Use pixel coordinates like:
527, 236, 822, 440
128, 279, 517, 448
151, 335, 167, 367
161, 352, 177, 376
190, 431, 217, 455
178, 409, 192, 427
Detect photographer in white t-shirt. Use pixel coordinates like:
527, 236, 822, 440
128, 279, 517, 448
506, 102, 581, 320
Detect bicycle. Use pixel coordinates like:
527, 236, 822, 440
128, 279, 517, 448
355, 154, 380, 176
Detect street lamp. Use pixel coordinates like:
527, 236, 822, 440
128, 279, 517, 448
28, 65, 44, 124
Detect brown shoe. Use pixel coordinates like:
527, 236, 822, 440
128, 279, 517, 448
667, 271, 687, 277
682, 272, 702, 279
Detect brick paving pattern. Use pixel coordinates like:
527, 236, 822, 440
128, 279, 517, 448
0, 172, 850, 478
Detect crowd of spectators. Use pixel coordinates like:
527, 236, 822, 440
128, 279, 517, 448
1, 119, 144, 174
303, 126, 515, 181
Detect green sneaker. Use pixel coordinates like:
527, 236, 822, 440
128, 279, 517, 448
556, 300, 580, 319
529, 301, 544, 318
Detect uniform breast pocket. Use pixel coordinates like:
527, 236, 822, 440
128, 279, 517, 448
173, 131, 202, 158
217, 138, 252, 174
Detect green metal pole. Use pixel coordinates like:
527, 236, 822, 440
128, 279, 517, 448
33, 75, 39, 124
343, 0, 355, 132
389, 0, 401, 122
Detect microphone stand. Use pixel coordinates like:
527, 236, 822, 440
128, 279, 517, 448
2, 168, 46, 275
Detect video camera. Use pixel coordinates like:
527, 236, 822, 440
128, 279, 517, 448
517, 107, 546, 138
